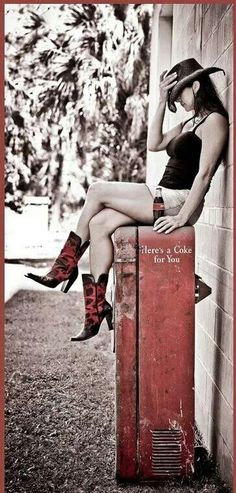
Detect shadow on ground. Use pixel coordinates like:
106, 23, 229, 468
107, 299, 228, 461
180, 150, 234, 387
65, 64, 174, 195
5, 291, 231, 493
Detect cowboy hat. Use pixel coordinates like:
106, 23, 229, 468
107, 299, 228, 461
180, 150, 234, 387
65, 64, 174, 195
166, 58, 225, 113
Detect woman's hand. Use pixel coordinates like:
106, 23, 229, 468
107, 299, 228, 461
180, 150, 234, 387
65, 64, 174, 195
153, 215, 185, 234
159, 70, 178, 103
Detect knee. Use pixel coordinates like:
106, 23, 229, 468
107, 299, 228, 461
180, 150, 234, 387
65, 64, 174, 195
89, 210, 114, 235
87, 181, 106, 200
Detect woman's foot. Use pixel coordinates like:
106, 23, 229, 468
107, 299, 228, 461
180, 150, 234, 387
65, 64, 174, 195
25, 231, 89, 292
71, 273, 113, 341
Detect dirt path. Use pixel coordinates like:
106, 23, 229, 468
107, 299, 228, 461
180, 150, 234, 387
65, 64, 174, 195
5, 291, 230, 493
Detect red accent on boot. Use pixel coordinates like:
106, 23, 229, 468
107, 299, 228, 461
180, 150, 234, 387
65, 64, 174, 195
25, 232, 89, 289
84, 275, 100, 326
96, 274, 109, 319
47, 232, 89, 283
71, 273, 112, 341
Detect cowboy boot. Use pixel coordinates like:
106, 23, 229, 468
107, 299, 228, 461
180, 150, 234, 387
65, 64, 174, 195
71, 273, 113, 341
25, 231, 89, 293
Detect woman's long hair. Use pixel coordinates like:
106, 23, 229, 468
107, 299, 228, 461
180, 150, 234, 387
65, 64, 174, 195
187, 74, 229, 121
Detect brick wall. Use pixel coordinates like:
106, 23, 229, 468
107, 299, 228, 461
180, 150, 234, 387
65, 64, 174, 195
172, 4, 233, 484
147, 4, 233, 485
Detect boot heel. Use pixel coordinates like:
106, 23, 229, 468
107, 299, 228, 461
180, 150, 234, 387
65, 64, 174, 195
105, 311, 113, 331
61, 267, 78, 293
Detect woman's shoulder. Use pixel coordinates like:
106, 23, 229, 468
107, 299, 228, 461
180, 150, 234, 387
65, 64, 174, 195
205, 111, 229, 125
199, 111, 229, 139
203, 111, 229, 133
195, 112, 228, 161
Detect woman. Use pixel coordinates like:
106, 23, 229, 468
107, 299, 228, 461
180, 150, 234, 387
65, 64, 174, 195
26, 58, 229, 341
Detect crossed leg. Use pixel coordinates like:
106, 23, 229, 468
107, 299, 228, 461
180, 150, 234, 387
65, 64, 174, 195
75, 181, 154, 243
89, 208, 137, 280
74, 181, 154, 280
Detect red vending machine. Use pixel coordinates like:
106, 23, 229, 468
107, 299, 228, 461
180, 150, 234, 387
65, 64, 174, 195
113, 225, 195, 481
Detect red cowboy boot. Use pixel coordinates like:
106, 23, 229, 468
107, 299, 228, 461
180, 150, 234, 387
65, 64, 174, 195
71, 273, 113, 341
25, 231, 89, 292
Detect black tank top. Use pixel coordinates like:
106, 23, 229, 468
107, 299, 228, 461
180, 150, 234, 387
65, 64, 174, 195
158, 112, 215, 189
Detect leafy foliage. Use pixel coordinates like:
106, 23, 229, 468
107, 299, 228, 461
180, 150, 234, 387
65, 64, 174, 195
5, 4, 152, 219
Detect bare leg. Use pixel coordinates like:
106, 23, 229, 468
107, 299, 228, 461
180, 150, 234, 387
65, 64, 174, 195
75, 181, 153, 243
89, 208, 138, 280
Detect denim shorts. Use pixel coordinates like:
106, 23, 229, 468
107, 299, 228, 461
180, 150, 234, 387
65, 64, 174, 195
145, 184, 204, 226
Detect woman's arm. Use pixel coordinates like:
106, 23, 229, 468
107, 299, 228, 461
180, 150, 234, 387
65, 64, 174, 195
178, 113, 228, 223
147, 103, 183, 152
147, 71, 182, 152
153, 112, 229, 234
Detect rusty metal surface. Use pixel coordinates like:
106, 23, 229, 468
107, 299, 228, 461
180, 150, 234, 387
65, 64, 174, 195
138, 226, 195, 479
114, 226, 195, 481
114, 227, 138, 480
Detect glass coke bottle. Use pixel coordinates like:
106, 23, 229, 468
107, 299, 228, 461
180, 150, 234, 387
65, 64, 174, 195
153, 187, 165, 222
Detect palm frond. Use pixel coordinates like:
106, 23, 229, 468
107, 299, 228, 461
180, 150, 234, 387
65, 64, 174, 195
113, 5, 128, 22
23, 11, 45, 31
65, 5, 96, 28
5, 3, 152, 215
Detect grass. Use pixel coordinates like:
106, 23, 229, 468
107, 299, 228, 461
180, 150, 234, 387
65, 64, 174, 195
5, 290, 232, 493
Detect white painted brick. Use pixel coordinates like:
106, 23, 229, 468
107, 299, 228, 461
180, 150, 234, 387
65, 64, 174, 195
225, 124, 233, 166
217, 7, 233, 57
196, 224, 233, 272
174, 4, 193, 20
196, 324, 233, 407
204, 207, 233, 229
200, 207, 210, 224
205, 165, 233, 208
222, 7, 233, 50
195, 223, 213, 260
204, 170, 222, 208
209, 227, 218, 265
195, 353, 207, 399
202, 4, 211, 15
212, 227, 233, 272
214, 348, 233, 409
213, 433, 233, 486
203, 5, 231, 45
214, 207, 233, 229
220, 82, 233, 125
215, 43, 233, 91
214, 282, 233, 316
196, 297, 215, 339
202, 31, 218, 67
196, 285, 233, 355
196, 256, 233, 290
203, 190, 214, 209
195, 258, 233, 314
195, 387, 233, 487
213, 302, 233, 362
213, 208, 223, 226
206, 415, 233, 486
222, 165, 233, 207
195, 391, 208, 445
169, 5, 233, 484
208, 208, 216, 226
205, 375, 233, 456
202, 18, 232, 70
172, 5, 201, 61
195, 324, 210, 372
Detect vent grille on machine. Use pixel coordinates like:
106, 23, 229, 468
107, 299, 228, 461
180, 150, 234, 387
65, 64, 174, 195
151, 429, 182, 476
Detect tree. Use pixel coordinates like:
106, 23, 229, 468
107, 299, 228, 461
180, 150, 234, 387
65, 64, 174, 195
5, 4, 152, 221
